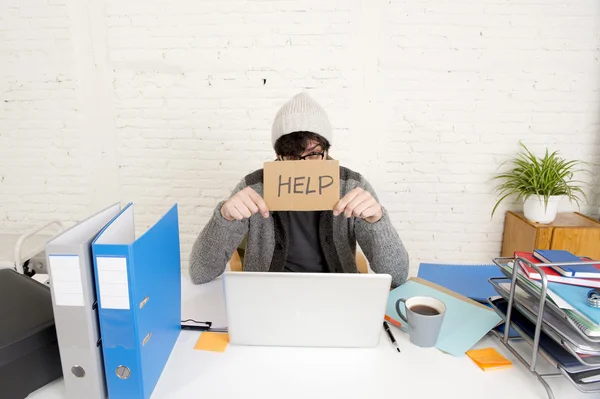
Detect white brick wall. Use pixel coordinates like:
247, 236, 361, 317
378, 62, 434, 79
0, 0, 87, 233
1, 0, 599, 276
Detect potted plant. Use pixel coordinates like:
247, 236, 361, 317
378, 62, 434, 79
491, 141, 589, 224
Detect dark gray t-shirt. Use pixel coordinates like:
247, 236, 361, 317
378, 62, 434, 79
284, 211, 329, 273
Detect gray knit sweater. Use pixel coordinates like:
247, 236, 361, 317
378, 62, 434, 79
189, 165, 409, 287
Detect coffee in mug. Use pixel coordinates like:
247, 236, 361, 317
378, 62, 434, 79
409, 304, 440, 316
395, 296, 446, 348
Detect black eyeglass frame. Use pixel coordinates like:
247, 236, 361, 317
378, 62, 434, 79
277, 151, 326, 161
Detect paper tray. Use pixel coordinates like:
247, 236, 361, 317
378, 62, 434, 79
559, 366, 600, 393
487, 296, 599, 375
490, 277, 600, 364
488, 328, 600, 395
493, 257, 600, 344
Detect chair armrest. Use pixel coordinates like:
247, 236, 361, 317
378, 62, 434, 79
229, 250, 243, 272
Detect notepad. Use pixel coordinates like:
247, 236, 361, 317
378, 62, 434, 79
194, 332, 229, 352
466, 348, 512, 371
534, 249, 600, 278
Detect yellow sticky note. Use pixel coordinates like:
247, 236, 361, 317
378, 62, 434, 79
194, 332, 229, 352
466, 348, 512, 371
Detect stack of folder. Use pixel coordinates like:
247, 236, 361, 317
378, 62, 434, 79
489, 296, 600, 377
503, 253, 600, 338
44, 202, 182, 399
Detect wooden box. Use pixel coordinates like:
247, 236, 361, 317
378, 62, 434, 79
501, 211, 600, 259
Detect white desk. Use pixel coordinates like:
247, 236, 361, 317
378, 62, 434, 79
28, 274, 593, 399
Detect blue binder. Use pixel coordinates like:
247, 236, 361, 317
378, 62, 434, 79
91, 203, 181, 399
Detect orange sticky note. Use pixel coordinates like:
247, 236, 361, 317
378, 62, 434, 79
194, 332, 229, 352
466, 348, 512, 371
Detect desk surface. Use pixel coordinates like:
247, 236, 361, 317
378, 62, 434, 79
29, 273, 593, 399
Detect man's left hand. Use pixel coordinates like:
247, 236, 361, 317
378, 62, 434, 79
333, 188, 383, 224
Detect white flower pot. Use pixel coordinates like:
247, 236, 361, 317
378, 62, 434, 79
523, 195, 562, 224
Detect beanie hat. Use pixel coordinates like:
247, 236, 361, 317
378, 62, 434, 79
271, 92, 333, 148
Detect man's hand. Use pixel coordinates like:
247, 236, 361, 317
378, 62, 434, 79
220, 187, 270, 221
333, 187, 382, 223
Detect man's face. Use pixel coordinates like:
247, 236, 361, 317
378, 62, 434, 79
278, 139, 327, 161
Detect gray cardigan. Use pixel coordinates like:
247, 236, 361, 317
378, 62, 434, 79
189, 165, 409, 287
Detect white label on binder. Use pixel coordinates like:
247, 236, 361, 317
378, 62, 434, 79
49, 255, 84, 307
97, 257, 130, 310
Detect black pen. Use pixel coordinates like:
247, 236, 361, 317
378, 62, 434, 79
383, 321, 401, 353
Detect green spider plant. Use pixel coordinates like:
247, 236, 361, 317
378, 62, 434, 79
491, 141, 589, 218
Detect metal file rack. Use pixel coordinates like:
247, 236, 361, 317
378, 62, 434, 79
489, 256, 600, 399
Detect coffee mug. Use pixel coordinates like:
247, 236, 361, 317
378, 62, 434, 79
395, 296, 446, 348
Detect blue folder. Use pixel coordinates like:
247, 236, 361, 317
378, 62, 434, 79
417, 263, 505, 302
91, 203, 181, 399
548, 282, 600, 325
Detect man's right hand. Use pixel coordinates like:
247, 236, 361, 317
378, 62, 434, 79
220, 187, 270, 221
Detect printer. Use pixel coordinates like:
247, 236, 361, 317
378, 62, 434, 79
0, 268, 63, 398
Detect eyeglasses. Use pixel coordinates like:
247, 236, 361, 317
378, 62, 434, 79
279, 151, 326, 161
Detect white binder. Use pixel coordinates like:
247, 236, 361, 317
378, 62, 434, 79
45, 203, 121, 399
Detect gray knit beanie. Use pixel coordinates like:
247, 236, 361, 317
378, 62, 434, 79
271, 92, 333, 147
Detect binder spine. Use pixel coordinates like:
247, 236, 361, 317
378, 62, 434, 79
94, 249, 144, 399
101, 308, 142, 399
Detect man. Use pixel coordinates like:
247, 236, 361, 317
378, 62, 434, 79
189, 92, 409, 287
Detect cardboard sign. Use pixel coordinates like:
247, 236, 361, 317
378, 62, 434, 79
263, 160, 340, 211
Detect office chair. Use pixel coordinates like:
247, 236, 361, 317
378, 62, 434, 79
229, 245, 370, 274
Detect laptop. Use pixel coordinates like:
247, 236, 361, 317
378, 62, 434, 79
222, 271, 392, 348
